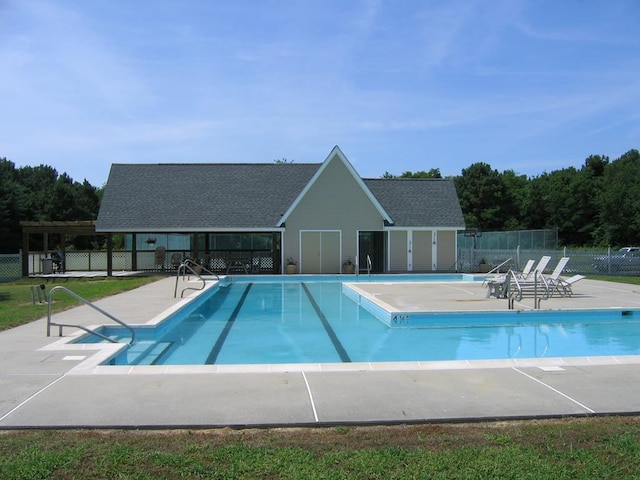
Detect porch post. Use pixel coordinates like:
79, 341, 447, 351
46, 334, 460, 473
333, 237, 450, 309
106, 233, 113, 277
131, 233, 137, 272
21, 230, 29, 277
192, 233, 199, 259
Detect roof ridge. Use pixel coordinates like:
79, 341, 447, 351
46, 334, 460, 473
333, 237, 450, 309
364, 177, 450, 181
110, 162, 321, 166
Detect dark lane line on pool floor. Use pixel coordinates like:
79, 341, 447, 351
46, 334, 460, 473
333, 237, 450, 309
205, 283, 253, 364
301, 283, 351, 363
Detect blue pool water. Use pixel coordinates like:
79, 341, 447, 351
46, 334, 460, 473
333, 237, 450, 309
79, 278, 640, 366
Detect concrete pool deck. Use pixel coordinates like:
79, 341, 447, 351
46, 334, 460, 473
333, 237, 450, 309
1, 275, 640, 429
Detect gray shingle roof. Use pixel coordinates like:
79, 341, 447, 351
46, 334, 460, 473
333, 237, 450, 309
365, 178, 465, 228
96, 164, 465, 231
96, 163, 319, 231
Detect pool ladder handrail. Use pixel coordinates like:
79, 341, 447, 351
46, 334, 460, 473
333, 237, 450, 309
481, 258, 513, 288
46, 285, 135, 345
366, 255, 372, 276
174, 259, 219, 298
507, 269, 550, 309
483, 258, 513, 279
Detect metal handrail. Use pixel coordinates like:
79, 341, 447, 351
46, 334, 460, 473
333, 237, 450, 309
507, 270, 550, 309
366, 255, 372, 276
485, 258, 513, 276
174, 259, 219, 298
481, 258, 513, 288
536, 270, 551, 296
46, 286, 135, 344
183, 258, 220, 279
508, 269, 522, 297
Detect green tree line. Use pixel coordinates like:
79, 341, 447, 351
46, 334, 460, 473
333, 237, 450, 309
1, 149, 637, 252
0, 158, 101, 253
380, 148, 639, 247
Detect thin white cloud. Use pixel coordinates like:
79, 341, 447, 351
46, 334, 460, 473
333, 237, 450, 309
1, 0, 153, 120
0, 0, 638, 185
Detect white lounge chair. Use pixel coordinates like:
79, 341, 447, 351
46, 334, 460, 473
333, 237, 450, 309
547, 257, 570, 280
544, 257, 571, 295
485, 257, 548, 298
513, 259, 535, 280
530, 256, 551, 278
555, 274, 585, 297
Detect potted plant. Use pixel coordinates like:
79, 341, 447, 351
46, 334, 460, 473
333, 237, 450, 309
343, 258, 356, 274
285, 257, 297, 274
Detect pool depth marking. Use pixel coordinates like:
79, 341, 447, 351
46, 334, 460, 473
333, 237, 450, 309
301, 283, 351, 363
205, 283, 253, 364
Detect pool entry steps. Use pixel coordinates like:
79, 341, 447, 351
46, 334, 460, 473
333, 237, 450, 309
46, 285, 135, 345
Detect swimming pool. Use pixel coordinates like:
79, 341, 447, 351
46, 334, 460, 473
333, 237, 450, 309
76, 276, 640, 367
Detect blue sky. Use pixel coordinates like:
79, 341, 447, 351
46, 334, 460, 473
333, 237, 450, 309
1, 0, 638, 187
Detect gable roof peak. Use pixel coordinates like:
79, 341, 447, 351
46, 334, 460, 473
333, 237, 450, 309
277, 146, 393, 226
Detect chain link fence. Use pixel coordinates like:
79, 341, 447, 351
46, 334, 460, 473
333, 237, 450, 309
458, 229, 559, 250
0, 253, 21, 282
458, 247, 640, 276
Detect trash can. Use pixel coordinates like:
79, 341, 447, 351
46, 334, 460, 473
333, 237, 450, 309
42, 258, 53, 274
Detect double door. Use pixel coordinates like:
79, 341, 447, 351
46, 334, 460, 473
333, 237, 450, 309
300, 231, 341, 274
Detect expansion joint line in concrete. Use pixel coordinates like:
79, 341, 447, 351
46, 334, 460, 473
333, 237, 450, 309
301, 371, 319, 423
512, 367, 595, 414
0, 374, 66, 424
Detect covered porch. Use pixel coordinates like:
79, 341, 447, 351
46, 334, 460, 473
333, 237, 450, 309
21, 222, 283, 277
103, 231, 283, 276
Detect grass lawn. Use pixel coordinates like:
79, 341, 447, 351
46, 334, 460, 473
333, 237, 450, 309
1, 417, 640, 479
0, 276, 162, 332
1, 275, 639, 478
589, 275, 640, 285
